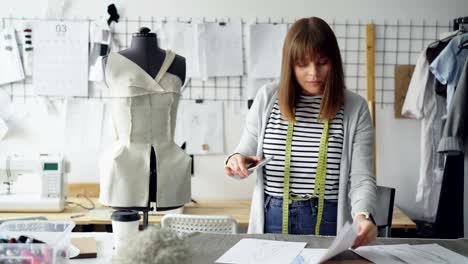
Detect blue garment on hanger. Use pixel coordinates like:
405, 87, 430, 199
430, 33, 468, 112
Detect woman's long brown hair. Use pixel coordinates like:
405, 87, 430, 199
278, 17, 345, 122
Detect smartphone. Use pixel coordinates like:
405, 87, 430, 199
247, 156, 273, 172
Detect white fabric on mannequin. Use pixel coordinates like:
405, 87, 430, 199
99, 50, 191, 208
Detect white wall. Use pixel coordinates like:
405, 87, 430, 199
1, 0, 466, 221
1, 0, 466, 22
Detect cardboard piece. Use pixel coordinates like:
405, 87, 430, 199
394, 65, 415, 118
71, 237, 97, 259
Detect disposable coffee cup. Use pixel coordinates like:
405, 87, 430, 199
111, 210, 141, 250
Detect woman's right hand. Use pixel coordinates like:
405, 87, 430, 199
225, 154, 262, 179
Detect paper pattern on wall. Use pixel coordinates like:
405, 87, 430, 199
177, 100, 224, 155
0, 28, 25, 86
159, 22, 200, 79
248, 23, 287, 78
197, 20, 243, 79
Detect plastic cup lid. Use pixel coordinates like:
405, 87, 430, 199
111, 210, 141, 222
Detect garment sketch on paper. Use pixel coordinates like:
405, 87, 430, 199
180, 101, 225, 155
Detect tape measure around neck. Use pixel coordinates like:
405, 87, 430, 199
282, 119, 329, 234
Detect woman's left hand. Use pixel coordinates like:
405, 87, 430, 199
351, 215, 378, 248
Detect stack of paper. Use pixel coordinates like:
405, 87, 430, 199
353, 243, 468, 264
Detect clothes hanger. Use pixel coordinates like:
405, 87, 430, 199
428, 32, 456, 48
429, 19, 468, 48
457, 24, 468, 49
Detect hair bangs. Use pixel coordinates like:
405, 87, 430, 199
290, 28, 329, 65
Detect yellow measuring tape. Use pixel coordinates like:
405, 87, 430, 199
282, 119, 329, 234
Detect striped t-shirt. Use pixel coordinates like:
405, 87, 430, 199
262, 95, 344, 201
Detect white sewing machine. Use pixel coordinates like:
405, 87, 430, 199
0, 154, 66, 212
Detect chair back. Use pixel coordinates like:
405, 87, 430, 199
161, 214, 239, 236
374, 185, 396, 237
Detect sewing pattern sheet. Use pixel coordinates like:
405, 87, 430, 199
353, 243, 468, 264
197, 20, 243, 79
33, 21, 89, 96
215, 238, 307, 264
176, 100, 224, 155
159, 22, 200, 78
248, 23, 287, 78
0, 28, 25, 86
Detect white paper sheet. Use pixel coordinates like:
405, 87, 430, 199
353, 243, 468, 264
290, 222, 359, 264
352, 244, 408, 264
0, 28, 25, 85
411, 244, 468, 263
291, 249, 328, 264
215, 238, 307, 264
63, 99, 104, 152
197, 20, 243, 79
318, 221, 357, 263
177, 100, 224, 155
33, 21, 89, 96
248, 23, 287, 78
159, 22, 200, 79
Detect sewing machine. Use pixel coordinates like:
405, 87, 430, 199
0, 154, 66, 212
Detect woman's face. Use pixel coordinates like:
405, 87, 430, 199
293, 56, 331, 96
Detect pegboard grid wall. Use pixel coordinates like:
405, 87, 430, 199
0, 16, 451, 107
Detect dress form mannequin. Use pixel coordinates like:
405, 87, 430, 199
101, 27, 190, 228
103, 27, 186, 83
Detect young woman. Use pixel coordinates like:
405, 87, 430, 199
225, 17, 377, 248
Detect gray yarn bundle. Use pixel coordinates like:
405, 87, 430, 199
112, 226, 190, 264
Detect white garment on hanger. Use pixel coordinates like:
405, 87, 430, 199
402, 48, 445, 222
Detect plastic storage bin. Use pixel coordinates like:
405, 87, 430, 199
0, 220, 75, 264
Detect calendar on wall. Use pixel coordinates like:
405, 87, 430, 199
33, 20, 89, 97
